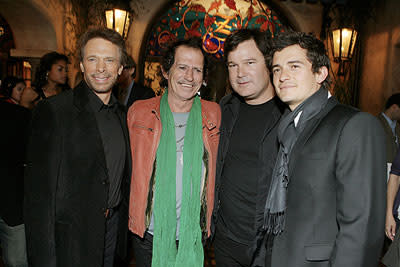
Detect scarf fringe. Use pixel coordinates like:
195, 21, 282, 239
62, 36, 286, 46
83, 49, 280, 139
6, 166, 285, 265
265, 211, 286, 235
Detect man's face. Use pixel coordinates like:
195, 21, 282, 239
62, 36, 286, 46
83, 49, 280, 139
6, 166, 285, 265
272, 44, 327, 110
391, 104, 400, 120
227, 39, 273, 105
162, 45, 204, 103
80, 38, 123, 95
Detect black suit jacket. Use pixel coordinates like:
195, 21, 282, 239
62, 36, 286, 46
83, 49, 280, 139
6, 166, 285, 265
0, 101, 30, 226
270, 97, 386, 267
24, 81, 131, 267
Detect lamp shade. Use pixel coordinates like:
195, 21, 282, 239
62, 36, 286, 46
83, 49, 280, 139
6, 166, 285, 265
331, 28, 357, 61
105, 8, 130, 39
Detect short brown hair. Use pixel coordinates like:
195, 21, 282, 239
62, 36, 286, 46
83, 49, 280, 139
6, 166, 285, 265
224, 28, 272, 67
78, 28, 127, 65
269, 31, 331, 88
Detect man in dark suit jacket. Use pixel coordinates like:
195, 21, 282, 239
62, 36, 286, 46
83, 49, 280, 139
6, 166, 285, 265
24, 28, 131, 267
113, 55, 155, 108
377, 93, 400, 164
265, 31, 386, 267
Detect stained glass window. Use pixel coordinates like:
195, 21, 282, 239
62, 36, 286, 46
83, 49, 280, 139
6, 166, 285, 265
142, 0, 291, 96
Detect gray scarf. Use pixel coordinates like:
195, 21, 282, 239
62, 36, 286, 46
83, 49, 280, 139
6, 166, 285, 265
265, 86, 329, 234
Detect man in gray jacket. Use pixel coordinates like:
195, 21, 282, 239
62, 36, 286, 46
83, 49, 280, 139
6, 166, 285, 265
267, 31, 386, 267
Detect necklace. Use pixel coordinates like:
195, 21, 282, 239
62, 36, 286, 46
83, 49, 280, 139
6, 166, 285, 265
175, 123, 187, 128
176, 135, 184, 144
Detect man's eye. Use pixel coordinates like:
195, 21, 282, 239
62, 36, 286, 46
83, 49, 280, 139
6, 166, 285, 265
291, 65, 299, 70
228, 63, 236, 68
247, 61, 255, 65
87, 58, 96, 62
272, 68, 280, 74
105, 59, 114, 63
195, 68, 203, 73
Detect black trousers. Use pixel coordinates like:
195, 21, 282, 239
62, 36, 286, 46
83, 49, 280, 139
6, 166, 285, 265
213, 225, 274, 267
132, 232, 153, 267
132, 231, 183, 267
214, 228, 253, 267
103, 209, 120, 267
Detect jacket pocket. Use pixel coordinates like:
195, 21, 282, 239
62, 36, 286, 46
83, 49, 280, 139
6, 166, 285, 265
130, 123, 154, 136
305, 244, 333, 261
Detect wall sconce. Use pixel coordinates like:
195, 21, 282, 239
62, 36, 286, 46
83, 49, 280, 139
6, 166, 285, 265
105, 8, 130, 39
331, 27, 358, 75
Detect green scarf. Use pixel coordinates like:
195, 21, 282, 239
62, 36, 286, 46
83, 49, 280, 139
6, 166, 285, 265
152, 91, 204, 267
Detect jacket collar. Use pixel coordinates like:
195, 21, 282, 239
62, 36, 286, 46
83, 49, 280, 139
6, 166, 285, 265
73, 80, 125, 113
223, 93, 286, 133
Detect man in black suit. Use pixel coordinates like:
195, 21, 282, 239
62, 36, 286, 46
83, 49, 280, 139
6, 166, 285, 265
24, 28, 131, 267
113, 55, 155, 108
266, 31, 386, 267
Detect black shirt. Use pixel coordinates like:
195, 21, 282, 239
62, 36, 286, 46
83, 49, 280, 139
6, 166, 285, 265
88, 89, 126, 208
219, 99, 276, 244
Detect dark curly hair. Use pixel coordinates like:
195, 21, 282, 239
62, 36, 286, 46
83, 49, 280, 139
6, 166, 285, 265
34, 51, 69, 91
160, 37, 208, 88
268, 31, 331, 88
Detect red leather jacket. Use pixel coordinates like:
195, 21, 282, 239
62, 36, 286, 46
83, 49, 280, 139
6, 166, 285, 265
127, 96, 221, 238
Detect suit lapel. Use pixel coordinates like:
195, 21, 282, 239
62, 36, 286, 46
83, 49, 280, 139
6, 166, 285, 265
260, 97, 285, 142
221, 95, 240, 159
73, 82, 108, 177
288, 97, 338, 177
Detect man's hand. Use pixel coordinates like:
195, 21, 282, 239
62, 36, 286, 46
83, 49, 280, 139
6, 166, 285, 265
386, 213, 396, 241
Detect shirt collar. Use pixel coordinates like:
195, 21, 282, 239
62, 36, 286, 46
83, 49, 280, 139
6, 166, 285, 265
293, 91, 332, 127
382, 112, 397, 131
88, 87, 118, 112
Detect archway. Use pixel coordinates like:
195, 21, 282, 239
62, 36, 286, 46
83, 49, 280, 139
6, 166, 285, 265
140, 0, 293, 101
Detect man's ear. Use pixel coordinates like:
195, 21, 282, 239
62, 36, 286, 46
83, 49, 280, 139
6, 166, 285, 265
80, 62, 84, 73
118, 65, 123, 75
315, 66, 328, 84
161, 67, 168, 80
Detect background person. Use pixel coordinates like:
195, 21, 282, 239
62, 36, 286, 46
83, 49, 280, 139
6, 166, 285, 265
113, 55, 155, 107
377, 93, 400, 164
0, 90, 30, 267
20, 52, 69, 109
0, 76, 26, 105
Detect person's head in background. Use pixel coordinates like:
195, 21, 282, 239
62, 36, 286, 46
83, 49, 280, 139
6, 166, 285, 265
34, 51, 69, 93
384, 93, 400, 121
1, 76, 26, 105
117, 55, 136, 89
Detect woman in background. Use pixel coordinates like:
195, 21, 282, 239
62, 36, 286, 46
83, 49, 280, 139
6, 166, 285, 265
0, 76, 26, 105
21, 52, 69, 109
